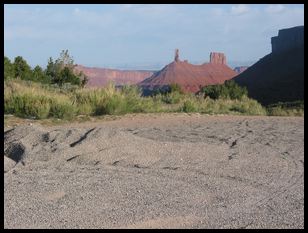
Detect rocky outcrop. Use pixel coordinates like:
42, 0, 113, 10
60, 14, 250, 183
174, 49, 180, 62
234, 66, 249, 74
139, 51, 237, 94
74, 65, 154, 87
210, 52, 227, 65
233, 26, 304, 105
271, 26, 304, 53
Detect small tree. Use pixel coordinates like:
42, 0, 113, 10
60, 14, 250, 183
56, 49, 75, 70
59, 67, 81, 86
45, 50, 88, 87
33, 65, 50, 84
79, 71, 89, 88
13, 56, 32, 80
45, 57, 57, 79
4, 56, 15, 80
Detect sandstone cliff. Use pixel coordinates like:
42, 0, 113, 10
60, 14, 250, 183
271, 26, 304, 53
139, 51, 237, 94
210, 52, 227, 65
233, 26, 304, 105
74, 65, 153, 87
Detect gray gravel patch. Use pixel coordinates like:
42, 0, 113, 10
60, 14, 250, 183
4, 115, 304, 229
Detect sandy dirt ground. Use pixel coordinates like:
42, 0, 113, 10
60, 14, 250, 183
4, 114, 304, 229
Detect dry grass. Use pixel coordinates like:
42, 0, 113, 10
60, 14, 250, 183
5, 79, 300, 121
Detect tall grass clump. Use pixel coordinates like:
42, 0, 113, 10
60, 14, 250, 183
4, 79, 75, 119
197, 96, 266, 115
229, 96, 267, 115
93, 83, 129, 115
5, 93, 51, 119
72, 83, 160, 115
5, 79, 291, 120
72, 88, 106, 115
266, 101, 304, 116
49, 98, 76, 119
181, 99, 198, 112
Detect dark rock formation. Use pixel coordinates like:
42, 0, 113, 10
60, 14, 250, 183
74, 65, 153, 87
233, 26, 304, 105
210, 52, 227, 65
234, 66, 249, 74
139, 51, 237, 94
175, 49, 180, 62
271, 26, 304, 53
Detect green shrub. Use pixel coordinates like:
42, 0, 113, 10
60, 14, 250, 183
49, 99, 76, 119
181, 100, 198, 112
4, 79, 273, 120
5, 94, 51, 119
161, 91, 182, 104
266, 101, 304, 116
100, 95, 126, 115
200, 80, 248, 100
169, 83, 184, 94
229, 97, 267, 115
4, 56, 15, 80
77, 103, 94, 116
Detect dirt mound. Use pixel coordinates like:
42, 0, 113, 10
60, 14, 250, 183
3, 123, 161, 171
138, 52, 237, 94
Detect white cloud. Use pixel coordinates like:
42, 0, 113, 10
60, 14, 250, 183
265, 4, 286, 14
4, 4, 304, 66
73, 8, 80, 14
211, 7, 224, 17
121, 4, 133, 9
231, 4, 250, 15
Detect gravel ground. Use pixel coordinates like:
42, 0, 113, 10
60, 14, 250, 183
4, 114, 304, 229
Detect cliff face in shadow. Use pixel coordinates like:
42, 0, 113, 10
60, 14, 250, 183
233, 26, 304, 105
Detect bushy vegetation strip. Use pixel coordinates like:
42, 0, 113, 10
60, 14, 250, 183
4, 52, 303, 119
4, 80, 274, 120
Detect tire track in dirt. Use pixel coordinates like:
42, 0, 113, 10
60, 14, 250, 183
4, 116, 304, 229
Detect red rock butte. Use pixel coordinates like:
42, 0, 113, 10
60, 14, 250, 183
138, 50, 237, 93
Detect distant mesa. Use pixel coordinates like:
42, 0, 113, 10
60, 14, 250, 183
74, 65, 153, 88
234, 66, 249, 74
138, 49, 237, 94
210, 52, 227, 65
233, 25, 304, 105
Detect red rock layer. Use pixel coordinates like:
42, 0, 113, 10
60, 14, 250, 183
210, 52, 227, 65
74, 65, 153, 87
139, 58, 237, 93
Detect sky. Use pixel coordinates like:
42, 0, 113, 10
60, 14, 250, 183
4, 4, 304, 69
